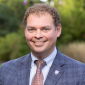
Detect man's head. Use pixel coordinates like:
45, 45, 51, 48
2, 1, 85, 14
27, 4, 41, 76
24, 3, 61, 59
22, 3, 61, 28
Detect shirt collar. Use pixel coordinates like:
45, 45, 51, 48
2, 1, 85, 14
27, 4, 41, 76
31, 47, 57, 68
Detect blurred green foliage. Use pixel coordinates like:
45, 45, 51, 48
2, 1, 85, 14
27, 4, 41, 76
0, 0, 42, 36
0, 29, 30, 61
0, 3, 19, 36
54, 0, 85, 44
0, 0, 85, 61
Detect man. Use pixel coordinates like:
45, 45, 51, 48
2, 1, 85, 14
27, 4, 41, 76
0, 3, 85, 85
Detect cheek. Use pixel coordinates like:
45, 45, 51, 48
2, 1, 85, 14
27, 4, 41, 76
47, 35, 53, 39
25, 33, 32, 41
46, 32, 56, 40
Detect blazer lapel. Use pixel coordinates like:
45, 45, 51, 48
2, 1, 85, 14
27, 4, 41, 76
44, 48, 65, 85
18, 54, 32, 85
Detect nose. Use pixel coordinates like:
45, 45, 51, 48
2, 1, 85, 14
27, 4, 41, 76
35, 30, 43, 39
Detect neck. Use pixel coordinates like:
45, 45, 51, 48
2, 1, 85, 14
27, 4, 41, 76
31, 47, 55, 60
32, 52, 47, 60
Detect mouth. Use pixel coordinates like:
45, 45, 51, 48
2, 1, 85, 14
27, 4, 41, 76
32, 41, 46, 46
34, 42, 44, 44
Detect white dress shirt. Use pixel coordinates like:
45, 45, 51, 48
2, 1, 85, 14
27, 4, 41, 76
29, 47, 57, 85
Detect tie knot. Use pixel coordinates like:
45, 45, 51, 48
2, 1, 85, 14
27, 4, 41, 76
35, 60, 46, 69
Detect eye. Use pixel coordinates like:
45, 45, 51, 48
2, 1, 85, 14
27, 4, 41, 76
44, 28, 48, 30
43, 28, 49, 32
29, 29, 34, 31
27, 28, 35, 32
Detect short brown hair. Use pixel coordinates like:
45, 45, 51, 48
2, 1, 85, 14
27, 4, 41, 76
22, 3, 61, 27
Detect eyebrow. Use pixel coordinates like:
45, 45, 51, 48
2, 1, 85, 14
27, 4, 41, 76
26, 25, 51, 29
26, 26, 35, 29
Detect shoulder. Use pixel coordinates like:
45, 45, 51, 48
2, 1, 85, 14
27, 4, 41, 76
56, 48, 85, 84
0, 53, 31, 70
57, 48, 85, 81
57, 48, 85, 68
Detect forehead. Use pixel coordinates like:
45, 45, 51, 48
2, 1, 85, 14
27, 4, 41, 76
27, 12, 53, 23
27, 12, 53, 21
26, 12, 55, 28
28, 12, 52, 18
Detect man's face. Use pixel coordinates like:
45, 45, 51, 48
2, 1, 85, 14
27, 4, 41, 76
25, 13, 61, 59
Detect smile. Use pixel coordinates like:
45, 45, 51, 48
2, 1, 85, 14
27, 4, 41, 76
34, 42, 44, 44
32, 41, 46, 46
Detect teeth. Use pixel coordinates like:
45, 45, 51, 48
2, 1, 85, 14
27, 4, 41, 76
35, 42, 43, 44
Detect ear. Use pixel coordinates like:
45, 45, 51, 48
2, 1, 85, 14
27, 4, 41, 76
56, 24, 61, 37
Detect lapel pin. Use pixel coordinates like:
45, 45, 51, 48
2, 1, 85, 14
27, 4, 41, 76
55, 70, 60, 75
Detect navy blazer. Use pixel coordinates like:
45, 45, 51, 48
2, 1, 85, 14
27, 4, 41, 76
0, 48, 85, 85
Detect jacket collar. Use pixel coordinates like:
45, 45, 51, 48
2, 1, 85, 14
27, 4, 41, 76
18, 53, 32, 85
44, 48, 65, 85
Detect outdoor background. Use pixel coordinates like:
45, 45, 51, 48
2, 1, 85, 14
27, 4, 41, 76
0, 0, 85, 65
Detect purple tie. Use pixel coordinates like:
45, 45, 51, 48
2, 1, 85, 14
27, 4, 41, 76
32, 60, 46, 85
